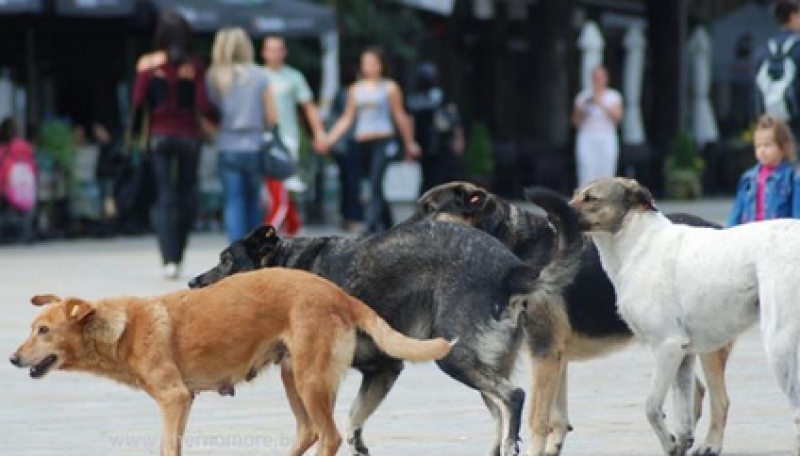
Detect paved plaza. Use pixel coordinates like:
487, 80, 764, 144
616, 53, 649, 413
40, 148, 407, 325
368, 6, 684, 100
0, 199, 796, 455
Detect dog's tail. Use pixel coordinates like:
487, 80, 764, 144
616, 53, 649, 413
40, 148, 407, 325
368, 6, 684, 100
524, 187, 583, 258
515, 188, 585, 356
350, 298, 454, 362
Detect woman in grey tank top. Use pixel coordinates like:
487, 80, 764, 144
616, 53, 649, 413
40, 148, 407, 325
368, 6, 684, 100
324, 47, 420, 234
206, 28, 277, 242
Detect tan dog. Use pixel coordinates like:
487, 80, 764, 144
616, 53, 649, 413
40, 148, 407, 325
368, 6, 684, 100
10, 268, 453, 456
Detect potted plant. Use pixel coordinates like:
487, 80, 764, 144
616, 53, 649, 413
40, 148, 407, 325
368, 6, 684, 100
35, 119, 77, 236
666, 131, 704, 200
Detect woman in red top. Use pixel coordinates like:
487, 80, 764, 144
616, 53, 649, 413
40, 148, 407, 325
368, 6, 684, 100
132, 10, 214, 280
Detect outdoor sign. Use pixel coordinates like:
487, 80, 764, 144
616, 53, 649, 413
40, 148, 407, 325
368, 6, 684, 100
395, 0, 456, 15
152, 0, 335, 37
55, 0, 135, 17
0, 0, 42, 13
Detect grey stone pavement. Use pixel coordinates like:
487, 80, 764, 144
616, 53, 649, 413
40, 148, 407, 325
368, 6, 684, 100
0, 198, 795, 455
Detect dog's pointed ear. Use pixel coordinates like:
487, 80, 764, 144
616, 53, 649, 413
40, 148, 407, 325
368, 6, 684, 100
244, 225, 280, 247
64, 298, 95, 324
623, 179, 657, 211
31, 294, 61, 306
458, 186, 489, 216
261, 225, 280, 246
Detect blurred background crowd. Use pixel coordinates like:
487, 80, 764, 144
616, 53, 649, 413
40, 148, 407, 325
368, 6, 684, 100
0, 0, 791, 247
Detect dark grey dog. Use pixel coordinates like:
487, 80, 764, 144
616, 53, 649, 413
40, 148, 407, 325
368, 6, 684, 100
412, 182, 733, 456
190, 220, 574, 456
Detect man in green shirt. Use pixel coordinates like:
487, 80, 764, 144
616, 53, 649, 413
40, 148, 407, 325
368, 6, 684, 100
262, 35, 327, 235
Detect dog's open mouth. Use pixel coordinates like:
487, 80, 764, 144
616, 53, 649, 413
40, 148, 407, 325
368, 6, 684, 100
30, 355, 57, 379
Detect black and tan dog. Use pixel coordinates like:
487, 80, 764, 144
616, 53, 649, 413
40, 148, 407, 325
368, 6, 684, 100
412, 182, 733, 456
191, 220, 573, 456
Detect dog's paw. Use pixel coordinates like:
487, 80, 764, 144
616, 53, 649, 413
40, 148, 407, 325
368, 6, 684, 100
665, 434, 681, 456
690, 443, 721, 456
347, 435, 370, 456
676, 434, 694, 455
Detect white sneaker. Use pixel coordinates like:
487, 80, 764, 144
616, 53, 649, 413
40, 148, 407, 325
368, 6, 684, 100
283, 176, 307, 193
164, 263, 180, 280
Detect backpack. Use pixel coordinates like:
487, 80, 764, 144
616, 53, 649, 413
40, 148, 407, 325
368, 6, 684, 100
0, 139, 36, 212
757, 36, 800, 122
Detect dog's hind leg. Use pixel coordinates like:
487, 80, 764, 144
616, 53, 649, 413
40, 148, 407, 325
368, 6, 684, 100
437, 355, 525, 456
671, 355, 697, 454
544, 366, 571, 455
481, 393, 503, 456
760, 280, 800, 455
527, 355, 565, 456
281, 359, 318, 456
346, 360, 404, 455
761, 325, 800, 455
693, 344, 732, 456
292, 352, 349, 456
646, 342, 688, 456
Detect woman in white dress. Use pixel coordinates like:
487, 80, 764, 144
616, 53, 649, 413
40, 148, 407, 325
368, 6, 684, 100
572, 66, 624, 188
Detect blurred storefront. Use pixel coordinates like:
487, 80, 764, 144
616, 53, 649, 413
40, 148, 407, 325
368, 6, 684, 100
401, 0, 774, 197
0, 0, 335, 136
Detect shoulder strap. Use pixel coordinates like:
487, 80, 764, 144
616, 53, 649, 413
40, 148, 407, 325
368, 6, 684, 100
783, 35, 799, 55
769, 36, 800, 57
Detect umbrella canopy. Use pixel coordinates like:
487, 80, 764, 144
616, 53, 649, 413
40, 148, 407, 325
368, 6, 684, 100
152, 0, 336, 37
0, 0, 42, 14
578, 21, 604, 90
622, 23, 647, 145
688, 26, 719, 146
55, 0, 135, 17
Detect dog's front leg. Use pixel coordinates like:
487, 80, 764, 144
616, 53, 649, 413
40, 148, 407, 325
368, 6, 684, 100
694, 343, 732, 456
346, 361, 404, 456
136, 362, 193, 456
671, 355, 697, 454
153, 386, 193, 456
646, 343, 689, 456
526, 354, 564, 456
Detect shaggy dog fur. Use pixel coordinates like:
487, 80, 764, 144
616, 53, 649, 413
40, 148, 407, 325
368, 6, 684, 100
412, 181, 733, 456
190, 220, 575, 456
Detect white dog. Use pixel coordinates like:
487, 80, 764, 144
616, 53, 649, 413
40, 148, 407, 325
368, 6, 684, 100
567, 177, 800, 456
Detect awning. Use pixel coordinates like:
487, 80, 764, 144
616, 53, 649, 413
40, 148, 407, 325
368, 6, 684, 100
55, 0, 135, 17
245, 0, 336, 37
394, 0, 455, 15
153, 0, 336, 37
0, 0, 43, 14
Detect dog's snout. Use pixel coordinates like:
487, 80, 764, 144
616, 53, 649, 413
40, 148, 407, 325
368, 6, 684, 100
9, 354, 21, 367
187, 277, 200, 289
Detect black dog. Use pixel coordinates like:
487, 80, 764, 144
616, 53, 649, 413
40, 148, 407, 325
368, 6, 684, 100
191, 220, 575, 456
412, 182, 733, 455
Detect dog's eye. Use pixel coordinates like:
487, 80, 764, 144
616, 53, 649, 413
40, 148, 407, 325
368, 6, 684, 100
37, 326, 49, 335
583, 194, 596, 203
424, 203, 436, 213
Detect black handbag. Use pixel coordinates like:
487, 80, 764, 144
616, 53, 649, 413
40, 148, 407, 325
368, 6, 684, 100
115, 106, 156, 216
261, 125, 296, 180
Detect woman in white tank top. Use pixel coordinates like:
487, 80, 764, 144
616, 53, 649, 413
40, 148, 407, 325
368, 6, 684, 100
324, 47, 420, 233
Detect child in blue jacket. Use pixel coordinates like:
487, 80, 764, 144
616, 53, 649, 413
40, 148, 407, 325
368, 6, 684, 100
728, 115, 800, 226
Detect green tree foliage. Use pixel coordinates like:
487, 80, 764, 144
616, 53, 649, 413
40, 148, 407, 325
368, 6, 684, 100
37, 120, 76, 171
463, 122, 494, 178
316, 0, 423, 75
